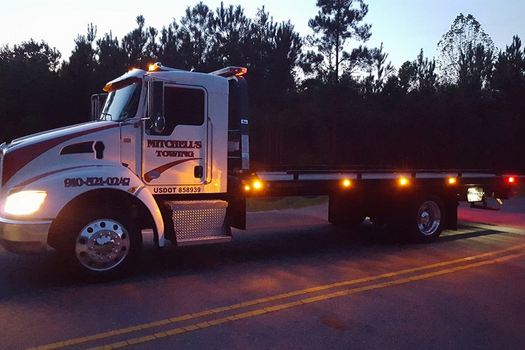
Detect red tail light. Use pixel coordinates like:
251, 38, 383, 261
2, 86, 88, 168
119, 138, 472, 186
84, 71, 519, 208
506, 176, 517, 184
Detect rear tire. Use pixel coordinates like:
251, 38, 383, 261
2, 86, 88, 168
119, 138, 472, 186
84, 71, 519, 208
405, 197, 444, 243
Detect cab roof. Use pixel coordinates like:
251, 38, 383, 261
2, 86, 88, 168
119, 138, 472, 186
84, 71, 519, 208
103, 63, 247, 93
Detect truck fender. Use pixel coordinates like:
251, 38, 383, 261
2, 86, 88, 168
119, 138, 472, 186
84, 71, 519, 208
134, 185, 165, 246
11, 165, 165, 246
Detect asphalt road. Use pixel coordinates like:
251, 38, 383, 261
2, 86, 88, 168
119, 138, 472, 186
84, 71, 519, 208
1, 199, 525, 350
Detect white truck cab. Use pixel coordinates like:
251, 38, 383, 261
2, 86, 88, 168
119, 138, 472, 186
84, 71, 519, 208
0, 64, 251, 276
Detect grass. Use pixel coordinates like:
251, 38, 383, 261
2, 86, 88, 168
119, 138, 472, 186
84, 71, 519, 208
246, 196, 328, 212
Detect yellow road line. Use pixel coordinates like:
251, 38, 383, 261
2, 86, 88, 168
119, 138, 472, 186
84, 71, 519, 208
30, 242, 525, 350
89, 252, 525, 350
461, 222, 525, 235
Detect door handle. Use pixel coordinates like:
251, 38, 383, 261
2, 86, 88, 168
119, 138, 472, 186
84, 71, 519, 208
194, 165, 203, 178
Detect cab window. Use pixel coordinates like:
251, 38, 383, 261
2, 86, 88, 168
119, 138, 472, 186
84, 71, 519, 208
163, 86, 205, 134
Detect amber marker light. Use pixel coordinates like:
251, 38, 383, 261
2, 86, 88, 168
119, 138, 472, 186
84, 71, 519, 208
447, 177, 457, 185
341, 179, 352, 188
244, 185, 251, 192
235, 67, 248, 77
398, 177, 410, 187
252, 180, 263, 190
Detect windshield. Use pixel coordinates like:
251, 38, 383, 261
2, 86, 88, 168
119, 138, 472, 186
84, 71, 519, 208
99, 81, 142, 121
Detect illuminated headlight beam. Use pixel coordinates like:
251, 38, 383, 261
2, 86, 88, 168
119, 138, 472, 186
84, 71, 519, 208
4, 190, 47, 216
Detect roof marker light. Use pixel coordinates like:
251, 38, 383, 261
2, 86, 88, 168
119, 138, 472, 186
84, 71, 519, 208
210, 66, 248, 78
148, 63, 159, 72
235, 67, 248, 77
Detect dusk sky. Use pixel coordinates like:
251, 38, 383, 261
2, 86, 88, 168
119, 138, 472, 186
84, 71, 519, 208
2, 0, 524, 68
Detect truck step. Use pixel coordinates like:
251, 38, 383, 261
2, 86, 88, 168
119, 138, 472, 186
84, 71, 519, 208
166, 200, 231, 245
176, 235, 232, 246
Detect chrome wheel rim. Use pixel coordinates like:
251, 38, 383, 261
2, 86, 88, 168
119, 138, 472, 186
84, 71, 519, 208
417, 201, 441, 236
75, 219, 130, 272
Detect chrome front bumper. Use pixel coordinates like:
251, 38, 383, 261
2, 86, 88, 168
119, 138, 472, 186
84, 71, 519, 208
0, 217, 51, 253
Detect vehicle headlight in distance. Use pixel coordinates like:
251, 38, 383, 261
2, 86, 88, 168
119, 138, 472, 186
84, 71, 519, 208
4, 190, 47, 216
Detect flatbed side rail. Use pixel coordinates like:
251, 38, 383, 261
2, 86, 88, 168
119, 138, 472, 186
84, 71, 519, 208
243, 170, 520, 201
254, 170, 513, 182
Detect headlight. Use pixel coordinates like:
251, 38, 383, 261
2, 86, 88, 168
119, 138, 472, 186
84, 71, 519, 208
4, 190, 47, 216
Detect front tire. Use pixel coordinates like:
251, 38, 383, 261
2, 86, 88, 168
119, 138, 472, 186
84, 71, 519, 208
75, 218, 131, 273
62, 210, 141, 278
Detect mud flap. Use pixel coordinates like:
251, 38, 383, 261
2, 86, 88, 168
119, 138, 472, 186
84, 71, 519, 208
227, 196, 246, 230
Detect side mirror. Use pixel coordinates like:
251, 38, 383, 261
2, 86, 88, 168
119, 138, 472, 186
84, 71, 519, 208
148, 80, 165, 133
90, 93, 107, 121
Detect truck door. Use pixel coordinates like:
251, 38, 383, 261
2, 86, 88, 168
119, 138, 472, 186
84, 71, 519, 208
142, 83, 208, 188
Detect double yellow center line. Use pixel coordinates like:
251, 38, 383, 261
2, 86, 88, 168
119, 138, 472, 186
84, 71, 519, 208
31, 243, 525, 350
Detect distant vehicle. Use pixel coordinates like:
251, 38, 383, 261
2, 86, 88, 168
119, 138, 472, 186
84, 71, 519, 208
0, 63, 519, 277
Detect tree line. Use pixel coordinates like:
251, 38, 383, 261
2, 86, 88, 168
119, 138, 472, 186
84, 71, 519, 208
0, 1, 524, 171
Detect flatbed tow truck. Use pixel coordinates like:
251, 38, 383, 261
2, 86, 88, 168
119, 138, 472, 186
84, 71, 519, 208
0, 63, 519, 277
